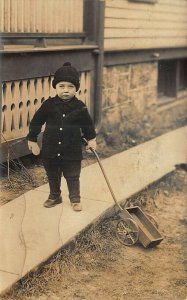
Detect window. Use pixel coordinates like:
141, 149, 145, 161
178, 59, 187, 91
158, 59, 187, 99
158, 60, 177, 98
128, 0, 157, 3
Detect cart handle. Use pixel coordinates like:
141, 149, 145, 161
82, 138, 123, 211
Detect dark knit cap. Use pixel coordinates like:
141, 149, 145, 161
52, 62, 80, 91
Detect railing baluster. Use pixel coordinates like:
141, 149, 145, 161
5, 81, 12, 104
35, 78, 43, 104
17, 0, 24, 32
73, 0, 78, 32
47, 0, 53, 33
30, 0, 36, 32
41, 0, 47, 33
24, 0, 30, 32
2, 83, 6, 135
27, 79, 36, 120
10, 0, 17, 32
28, 79, 36, 102
4, 0, 11, 32
0, 0, 4, 32
2, 0, 83, 34
43, 77, 50, 100
79, 0, 83, 32
57, 0, 63, 33
4, 82, 12, 137
53, 0, 58, 33
35, 0, 42, 33
11, 81, 19, 134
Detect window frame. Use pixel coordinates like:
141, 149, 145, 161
128, 0, 157, 3
157, 58, 187, 101
177, 59, 187, 91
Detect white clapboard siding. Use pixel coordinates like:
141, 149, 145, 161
106, 0, 187, 12
105, 19, 187, 31
105, 7, 187, 23
105, 0, 187, 50
105, 37, 187, 50
1, 0, 83, 33
105, 28, 187, 39
157, 0, 187, 7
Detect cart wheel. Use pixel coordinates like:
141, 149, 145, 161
116, 218, 139, 246
146, 213, 159, 229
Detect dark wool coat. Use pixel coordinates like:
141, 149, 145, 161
26, 96, 96, 160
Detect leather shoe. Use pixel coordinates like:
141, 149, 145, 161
43, 196, 62, 208
71, 202, 82, 211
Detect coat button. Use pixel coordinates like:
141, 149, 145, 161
58, 142, 61, 144
57, 153, 60, 156
60, 128, 63, 131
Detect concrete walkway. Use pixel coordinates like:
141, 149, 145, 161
0, 126, 186, 294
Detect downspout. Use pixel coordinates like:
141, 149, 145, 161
93, 0, 105, 131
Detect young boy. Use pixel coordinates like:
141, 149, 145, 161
27, 62, 96, 211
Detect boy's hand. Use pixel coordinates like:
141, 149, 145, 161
86, 138, 97, 153
28, 141, 40, 156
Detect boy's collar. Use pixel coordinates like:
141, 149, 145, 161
54, 95, 76, 103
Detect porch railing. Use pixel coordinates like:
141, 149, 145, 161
0, 0, 83, 33
1, 71, 91, 142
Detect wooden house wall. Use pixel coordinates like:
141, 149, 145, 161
104, 0, 187, 50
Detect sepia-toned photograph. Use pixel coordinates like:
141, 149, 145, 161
0, 0, 187, 299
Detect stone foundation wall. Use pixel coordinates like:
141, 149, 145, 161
98, 62, 187, 150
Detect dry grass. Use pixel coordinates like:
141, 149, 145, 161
3, 218, 120, 300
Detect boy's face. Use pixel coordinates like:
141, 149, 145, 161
56, 81, 76, 100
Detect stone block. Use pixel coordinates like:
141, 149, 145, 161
129, 89, 146, 113
117, 74, 129, 103
130, 62, 157, 90
102, 88, 111, 108
102, 107, 121, 130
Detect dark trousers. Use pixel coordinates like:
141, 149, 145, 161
42, 158, 81, 203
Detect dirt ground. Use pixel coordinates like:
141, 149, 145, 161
2, 167, 187, 300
